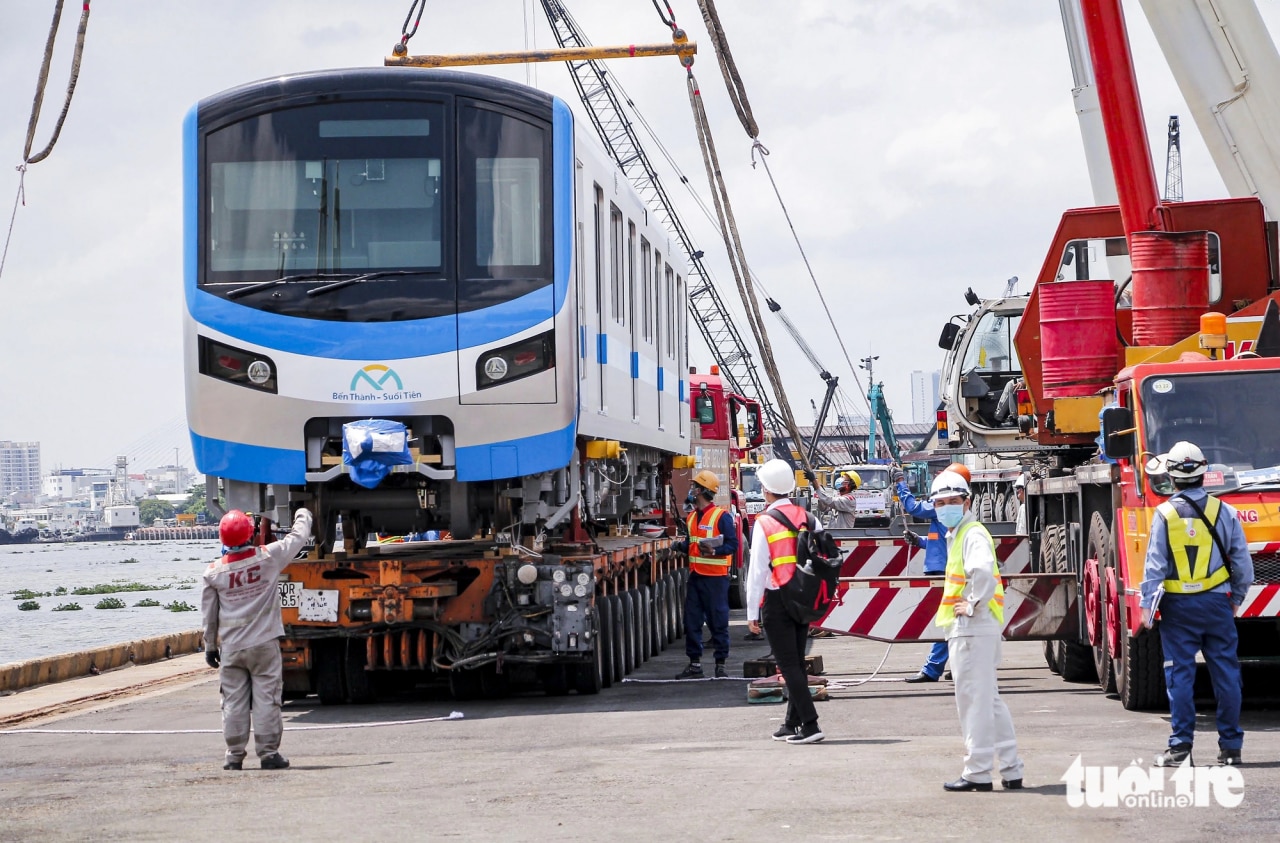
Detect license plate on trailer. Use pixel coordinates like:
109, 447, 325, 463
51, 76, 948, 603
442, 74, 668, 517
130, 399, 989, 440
278, 581, 301, 608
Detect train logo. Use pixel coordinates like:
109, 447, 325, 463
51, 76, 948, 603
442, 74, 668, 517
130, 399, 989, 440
350, 365, 403, 393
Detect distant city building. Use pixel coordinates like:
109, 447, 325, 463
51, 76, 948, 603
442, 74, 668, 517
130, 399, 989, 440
910, 370, 941, 424
144, 464, 189, 496
43, 467, 111, 500
0, 441, 41, 501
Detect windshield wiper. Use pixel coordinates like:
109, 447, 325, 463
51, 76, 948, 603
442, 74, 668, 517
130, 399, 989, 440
305, 270, 421, 297
226, 272, 348, 300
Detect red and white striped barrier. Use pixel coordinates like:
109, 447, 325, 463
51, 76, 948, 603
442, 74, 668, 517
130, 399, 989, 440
835, 537, 1032, 578
1238, 583, 1280, 618
813, 572, 1076, 643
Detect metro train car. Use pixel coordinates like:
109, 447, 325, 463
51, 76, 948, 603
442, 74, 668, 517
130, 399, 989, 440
183, 67, 691, 543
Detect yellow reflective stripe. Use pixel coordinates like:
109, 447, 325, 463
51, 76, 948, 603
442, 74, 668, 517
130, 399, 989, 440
694, 557, 732, 566
766, 531, 793, 544
770, 555, 796, 567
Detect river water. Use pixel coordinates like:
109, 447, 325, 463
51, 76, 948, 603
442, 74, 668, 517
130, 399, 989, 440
0, 539, 221, 665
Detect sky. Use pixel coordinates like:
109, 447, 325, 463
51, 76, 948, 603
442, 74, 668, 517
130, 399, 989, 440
2, 0, 1278, 473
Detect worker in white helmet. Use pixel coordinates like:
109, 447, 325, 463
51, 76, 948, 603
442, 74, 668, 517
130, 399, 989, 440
745, 459, 825, 744
1013, 475, 1027, 536
1138, 441, 1253, 767
930, 470, 1024, 792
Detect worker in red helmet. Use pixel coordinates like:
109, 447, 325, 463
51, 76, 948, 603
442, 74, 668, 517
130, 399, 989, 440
673, 469, 738, 679
201, 506, 313, 771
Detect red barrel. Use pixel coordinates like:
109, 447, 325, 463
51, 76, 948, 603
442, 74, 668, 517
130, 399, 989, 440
1130, 230, 1210, 346
1040, 280, 1117, 398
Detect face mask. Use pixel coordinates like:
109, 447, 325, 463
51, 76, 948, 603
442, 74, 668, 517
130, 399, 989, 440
936, 504, 965, 528
686, 489, 698, 506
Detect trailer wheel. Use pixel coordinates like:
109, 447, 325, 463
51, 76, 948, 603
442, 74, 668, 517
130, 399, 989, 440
645, 584, 662, 657
314, 641, 347, 705
572, 643, 603, 696
540, 664, 571, 696
597, 596, 614, 689
669, 573, 682, 644
621, 591, 637, 675
610, 594, 626, 684
638, 586, 652, 664
344, 638, 377, 704
1086, 513, 1117, 694
652, 580, 667, 652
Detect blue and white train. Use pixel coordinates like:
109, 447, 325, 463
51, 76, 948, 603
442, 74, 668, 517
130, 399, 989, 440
184, 68, 691, 541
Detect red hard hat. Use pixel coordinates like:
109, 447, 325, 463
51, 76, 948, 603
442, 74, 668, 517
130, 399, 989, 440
219, 510, 254, 547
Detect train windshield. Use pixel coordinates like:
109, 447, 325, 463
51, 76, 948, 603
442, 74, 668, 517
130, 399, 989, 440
203, 99, 552, 322
1141, 370, 1280, 492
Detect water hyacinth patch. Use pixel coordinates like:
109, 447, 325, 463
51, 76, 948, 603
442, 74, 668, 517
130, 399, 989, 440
95, 597, 127, 610
52, 603, 83, 611
18, 600, 40, 611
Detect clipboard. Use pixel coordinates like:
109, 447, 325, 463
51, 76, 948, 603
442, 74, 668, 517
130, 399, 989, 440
1143, 585, 1165, 628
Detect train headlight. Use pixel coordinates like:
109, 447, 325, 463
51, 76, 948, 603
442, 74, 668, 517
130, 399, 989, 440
476, 330, 555, 390
552, 569, 566, 583
517, 563, 538, 585
483, 356, 509, 381
246, 360, 272, 385
198, 336, 278, 394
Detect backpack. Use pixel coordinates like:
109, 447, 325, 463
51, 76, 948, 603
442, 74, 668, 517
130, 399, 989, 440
761, 507, 843, 624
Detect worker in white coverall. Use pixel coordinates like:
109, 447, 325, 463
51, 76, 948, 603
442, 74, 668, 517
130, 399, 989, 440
201, 507, 313, 771
813, 471, 862, 529
930, 471, 1024, 792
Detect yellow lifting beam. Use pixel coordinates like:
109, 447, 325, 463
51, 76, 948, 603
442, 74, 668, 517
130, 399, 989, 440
386, 40, 696, 69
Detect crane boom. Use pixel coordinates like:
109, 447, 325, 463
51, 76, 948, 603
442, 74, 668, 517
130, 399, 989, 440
537, 0, 791, 449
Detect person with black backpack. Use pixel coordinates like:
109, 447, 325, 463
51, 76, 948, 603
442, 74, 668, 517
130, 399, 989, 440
744, 459, 833, 745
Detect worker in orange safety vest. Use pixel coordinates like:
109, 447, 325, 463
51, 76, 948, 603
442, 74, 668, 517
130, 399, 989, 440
673, 470, 738, 679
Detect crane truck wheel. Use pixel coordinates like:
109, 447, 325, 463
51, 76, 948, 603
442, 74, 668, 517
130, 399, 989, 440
621, 591, 637, 675
1045, 524, 1098, 683
1041, 527, 1063, 674
1087, 513, 1118, 694
728, 569, 745, 610
1115, 601, 1167, 711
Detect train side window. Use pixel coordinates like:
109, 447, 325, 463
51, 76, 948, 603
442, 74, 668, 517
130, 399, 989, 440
610, 204, 624, 324
640, 238, 652, 342
671, 268, 681, 356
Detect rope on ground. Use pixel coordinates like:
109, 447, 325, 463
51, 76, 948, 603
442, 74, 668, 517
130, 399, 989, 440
686, 71, 813, 474
824, 644, 896, 689
621, 675, 752, 683
0, 710, 464, 736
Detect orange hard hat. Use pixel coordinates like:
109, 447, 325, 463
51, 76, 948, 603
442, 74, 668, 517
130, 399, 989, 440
944, 463, 972, 484
692, 469, 720, 493
219, 510, 254, 548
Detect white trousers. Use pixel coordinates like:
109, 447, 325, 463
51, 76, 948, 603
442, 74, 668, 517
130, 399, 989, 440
219, 640, 284, 763
948, 634, 1023, 784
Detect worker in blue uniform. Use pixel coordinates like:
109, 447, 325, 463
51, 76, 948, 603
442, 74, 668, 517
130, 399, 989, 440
896, 464, 970, 683
1139, 441, 1254, 767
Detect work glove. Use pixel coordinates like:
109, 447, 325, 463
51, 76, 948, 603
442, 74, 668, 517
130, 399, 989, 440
205, 649, 221, 669
889, 466, 905, 484
902, 528, 921, 548
803, 469, 818, 487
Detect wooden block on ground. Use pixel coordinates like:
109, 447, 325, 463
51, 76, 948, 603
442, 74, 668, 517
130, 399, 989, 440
742, 654, 825, 679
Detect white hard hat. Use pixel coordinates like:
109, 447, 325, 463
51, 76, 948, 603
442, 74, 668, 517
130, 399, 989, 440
1013, 475, 1026, 489
1161, 441, 1208, 479
930, 470, 970, 501
757, 459, 796, 495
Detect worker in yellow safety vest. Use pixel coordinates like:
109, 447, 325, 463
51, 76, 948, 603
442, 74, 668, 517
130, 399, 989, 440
1138, 441, 1253, 768
673, 470, 738, 679
930, 470, 1024, 793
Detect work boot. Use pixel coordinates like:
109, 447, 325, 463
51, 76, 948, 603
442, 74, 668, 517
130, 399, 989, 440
714, 662, 728, 679
675, 662, 704, 680
222, 760, 242, 771
1217, 748, 1242, 766
1154, 744, 1192, 767
260, 752, 291, 770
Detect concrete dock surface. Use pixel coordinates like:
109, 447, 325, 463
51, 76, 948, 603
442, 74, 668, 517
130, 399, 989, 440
1, 621, 1277, 842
